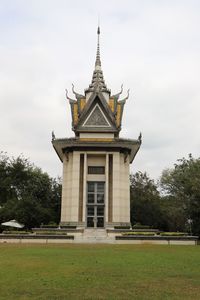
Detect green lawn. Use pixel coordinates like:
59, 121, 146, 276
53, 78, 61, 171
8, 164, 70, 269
0, 244, 199, 300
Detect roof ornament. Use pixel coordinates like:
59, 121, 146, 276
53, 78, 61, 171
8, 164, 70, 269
65, 89, 76, 103
72, 83, 84, 99
138, 132, 142, 143
120, 89, 130, 102
51, 130, 55, 141
111, 84, 123, 99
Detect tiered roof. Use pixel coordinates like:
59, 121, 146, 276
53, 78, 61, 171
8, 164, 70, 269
66, 27, 130, 137
52, 27, 142, 162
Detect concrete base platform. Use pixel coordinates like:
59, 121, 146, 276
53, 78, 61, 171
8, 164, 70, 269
73, 229, 115, 244
0, 231, 198, 245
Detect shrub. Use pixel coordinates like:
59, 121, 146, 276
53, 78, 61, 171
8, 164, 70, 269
40, 224, 58, 229
122, 232, 156, 236
132, 224, 151, 229
2, 231, 30, 235
114, 226, 131, 230
159, 232, 187, 236
35, 231, 67, 235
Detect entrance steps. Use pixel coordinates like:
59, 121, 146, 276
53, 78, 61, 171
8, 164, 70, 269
74, 229, 115, 244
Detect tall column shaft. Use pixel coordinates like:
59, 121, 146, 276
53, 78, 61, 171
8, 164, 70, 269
60, 152, 72, 223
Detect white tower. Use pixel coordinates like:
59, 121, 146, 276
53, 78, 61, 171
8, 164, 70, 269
52, 27, 141, 230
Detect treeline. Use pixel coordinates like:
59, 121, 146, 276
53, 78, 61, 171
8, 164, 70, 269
130, 154, 200, 236
0, 152, 61, 229
0, 152, 200, 236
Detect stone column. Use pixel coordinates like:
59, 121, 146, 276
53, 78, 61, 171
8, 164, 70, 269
119, 153, 130, 223
105, 153, 109, 223
82, 152, 87, 225
60, 152, 72, 223
70, 151, 80, 223
112, 152, 121, 223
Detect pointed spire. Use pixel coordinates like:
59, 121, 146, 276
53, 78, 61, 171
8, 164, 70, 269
85, 26, 110, 96
95, 26, 101, 69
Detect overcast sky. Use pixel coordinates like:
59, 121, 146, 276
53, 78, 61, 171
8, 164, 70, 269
0, 0, 200, 180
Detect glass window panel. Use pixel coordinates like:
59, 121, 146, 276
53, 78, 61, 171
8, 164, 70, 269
88, 193, 95, 203
87, 207, 94, 216
97, 206, 104, 216
97, 193, 104, 203
88, 166, 105, 174
97, 217, 104, 228
97, 182, 104, 193
87, 217, 94, 228
88, 182, 95, 192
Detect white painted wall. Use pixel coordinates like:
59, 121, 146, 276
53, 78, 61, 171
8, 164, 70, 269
80, 133, 114, 139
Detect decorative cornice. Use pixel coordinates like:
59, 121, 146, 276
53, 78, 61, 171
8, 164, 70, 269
52, 137, 141, 163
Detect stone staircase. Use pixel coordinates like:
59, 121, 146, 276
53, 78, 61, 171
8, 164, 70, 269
74, 228, 115, 244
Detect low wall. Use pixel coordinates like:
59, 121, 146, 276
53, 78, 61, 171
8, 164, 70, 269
0, 234, 198, 245
115, 235, 198, 245
0, 234, 74, 244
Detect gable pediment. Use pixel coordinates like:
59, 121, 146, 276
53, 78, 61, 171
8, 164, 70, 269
83, 104, 111, 128
75, 95, 118, 132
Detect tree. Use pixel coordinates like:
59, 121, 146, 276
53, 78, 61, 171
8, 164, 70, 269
160, 154, 200, 235
158, 195, 187, 232
0, 152, 61, 229
130, 172, 165, 229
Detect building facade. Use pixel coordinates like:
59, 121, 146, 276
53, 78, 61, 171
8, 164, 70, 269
52, 27, 141, 230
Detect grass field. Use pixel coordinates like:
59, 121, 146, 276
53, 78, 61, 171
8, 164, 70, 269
0, 244, 199, 300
